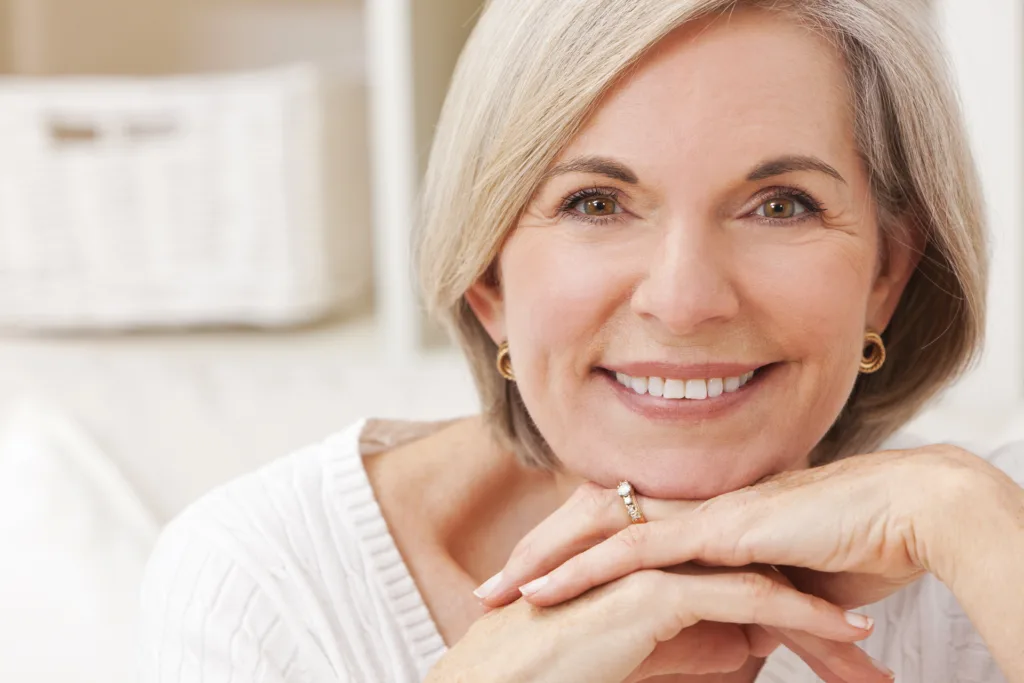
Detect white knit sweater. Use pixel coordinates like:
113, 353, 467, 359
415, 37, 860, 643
138, 419, 1021, 682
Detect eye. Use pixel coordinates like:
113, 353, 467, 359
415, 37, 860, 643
557, 187, 628, 224
756, 197, 807, 219
573, 195, 622, 217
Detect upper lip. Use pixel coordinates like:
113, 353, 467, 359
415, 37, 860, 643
601, 361, 767, 380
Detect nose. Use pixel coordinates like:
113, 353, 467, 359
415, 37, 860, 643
631, 222, 741, 337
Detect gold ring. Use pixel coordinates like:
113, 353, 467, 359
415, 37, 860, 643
616, 481, 646, 524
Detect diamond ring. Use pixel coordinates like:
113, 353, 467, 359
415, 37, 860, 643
616, 481, 646, 524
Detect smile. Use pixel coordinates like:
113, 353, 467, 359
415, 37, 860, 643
613, 370, 757, 400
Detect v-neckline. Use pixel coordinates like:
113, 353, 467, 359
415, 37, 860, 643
335, 417, 823, 682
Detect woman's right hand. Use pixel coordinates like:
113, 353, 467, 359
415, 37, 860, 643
425, 564, 893, 683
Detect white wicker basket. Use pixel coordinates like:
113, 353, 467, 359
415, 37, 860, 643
0, 64, 342, 330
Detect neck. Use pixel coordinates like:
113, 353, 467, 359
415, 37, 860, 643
431, 418, 570, 584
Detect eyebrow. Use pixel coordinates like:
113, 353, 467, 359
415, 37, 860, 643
542, 156, 639, 184
541, 153, 846, 187
746, 155, 846, 185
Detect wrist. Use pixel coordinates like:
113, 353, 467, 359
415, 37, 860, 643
914, 449, 1024, 588
919, 455, 1024, 679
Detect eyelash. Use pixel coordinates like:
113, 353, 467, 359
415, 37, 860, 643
556, 185, 827, 226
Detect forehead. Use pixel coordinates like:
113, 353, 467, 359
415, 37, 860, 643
563, 8, 857, 177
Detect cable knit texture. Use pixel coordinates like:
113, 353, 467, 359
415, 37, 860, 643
138, 419, 1022, 682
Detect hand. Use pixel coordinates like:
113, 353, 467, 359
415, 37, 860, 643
429, 563, 891, 683
479, 444, 987, 614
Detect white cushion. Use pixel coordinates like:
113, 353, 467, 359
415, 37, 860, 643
0, 398, 158, 683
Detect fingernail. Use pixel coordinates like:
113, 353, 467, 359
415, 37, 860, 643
519, 575, 549, 597
869, 655, 894, 678
844, 611, 874, 630
473, 571, 504, 599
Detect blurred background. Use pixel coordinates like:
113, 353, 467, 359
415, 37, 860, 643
0, 0, 1018, 681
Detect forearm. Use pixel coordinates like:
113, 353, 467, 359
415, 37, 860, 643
930, 471, 1024, 681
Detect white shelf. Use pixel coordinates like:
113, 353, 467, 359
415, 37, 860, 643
366, 0, 481, 359
365, 0, 420, 358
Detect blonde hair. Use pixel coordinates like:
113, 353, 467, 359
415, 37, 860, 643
415, 0, 987, 468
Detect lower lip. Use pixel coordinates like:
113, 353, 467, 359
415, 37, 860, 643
599, 365, 775, 422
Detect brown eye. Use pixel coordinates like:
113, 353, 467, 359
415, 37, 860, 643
756, 197, 807, 220
575, 196, 620, 216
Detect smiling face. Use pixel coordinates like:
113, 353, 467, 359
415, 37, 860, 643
467, 8, 919, 499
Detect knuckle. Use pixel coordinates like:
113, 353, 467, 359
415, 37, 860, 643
608, 525, 652, 573
614, 521, 649, 555
739, 571, 781, 602
573, 482, 625, 534
571, 481, 606, 511
506, 538, 534, 570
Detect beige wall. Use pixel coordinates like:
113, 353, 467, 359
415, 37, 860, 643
1, 0, 183, 75
0, 0, 10, 71
411, 0, 482, 344
0, 0, 369, 76
412, 0, 483, 177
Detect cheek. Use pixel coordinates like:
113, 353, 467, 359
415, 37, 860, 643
743, 235, 874, 344
741, 235, 874, 425
499, 230, 633, 372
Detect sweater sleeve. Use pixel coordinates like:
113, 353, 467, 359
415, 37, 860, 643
136, 501, 315, 683
135, 438, 356, 683
136, 425, 434, 683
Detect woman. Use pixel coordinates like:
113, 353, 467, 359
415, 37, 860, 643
139, 0, 1024, 681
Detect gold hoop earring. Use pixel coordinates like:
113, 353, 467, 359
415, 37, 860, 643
860, 331, 886, 374
496, 341, 515, 381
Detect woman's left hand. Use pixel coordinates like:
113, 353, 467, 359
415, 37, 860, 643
476, 444, 1010, 611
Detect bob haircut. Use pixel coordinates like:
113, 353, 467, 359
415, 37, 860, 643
415, 0, 987, 468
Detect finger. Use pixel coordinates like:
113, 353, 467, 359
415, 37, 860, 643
519, 510, 792, 606
477, 483, 623, 606
620, 568, 875, 646
478, 482, 696, 606
625, 621, 751, 681
744, 624, 781, 658
772, 629, 845, 683
774, 628, 894, 682
781, 565, 920, 611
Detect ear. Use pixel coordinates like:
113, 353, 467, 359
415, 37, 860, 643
866, 218, 925, 333
465, 271, 508, 343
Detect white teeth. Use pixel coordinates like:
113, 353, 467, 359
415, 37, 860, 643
613, 369, 758, 400
685, 379, 708, 400
663, 378, 686, 399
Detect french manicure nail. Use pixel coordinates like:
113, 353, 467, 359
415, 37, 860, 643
869, 655, 894, 678
519, 575, 549, 597
844, 611, 874, 630
473, 571, 504, 599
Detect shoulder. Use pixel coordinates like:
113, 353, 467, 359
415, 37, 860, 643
144, 420, 369, 591
137, 420, 430, 682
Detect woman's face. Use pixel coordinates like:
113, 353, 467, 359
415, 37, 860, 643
469, 9, 918, 499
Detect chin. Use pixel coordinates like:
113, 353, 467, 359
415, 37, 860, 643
592, 447, 783, 501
